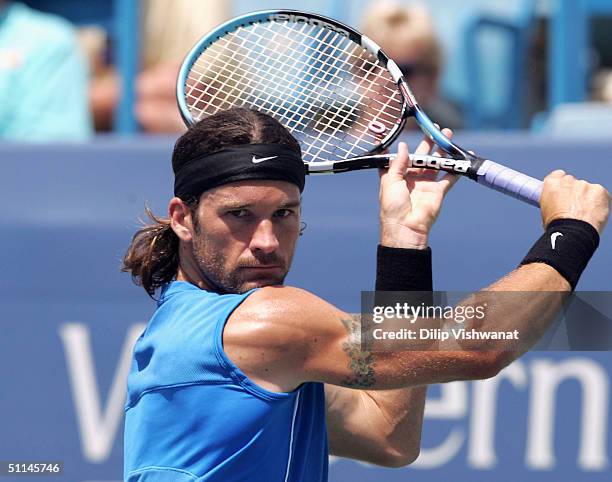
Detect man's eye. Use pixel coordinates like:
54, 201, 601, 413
274, 209, 294, 218
228, 209, 249, 218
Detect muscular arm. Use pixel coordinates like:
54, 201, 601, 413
324, 261, 569, 465
324, 312, 427, 466
224, 262, 570, 466
325, 382, 427, 466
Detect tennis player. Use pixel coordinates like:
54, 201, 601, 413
122, 107, 609, 481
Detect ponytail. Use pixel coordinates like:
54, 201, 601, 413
122, 205, 180, 297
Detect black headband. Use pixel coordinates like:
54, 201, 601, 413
174, 144, 306, 199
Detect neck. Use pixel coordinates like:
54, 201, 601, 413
176, 256, 227, 294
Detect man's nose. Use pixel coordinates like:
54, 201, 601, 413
249, 220, 279, 255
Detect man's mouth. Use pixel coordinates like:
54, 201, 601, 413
241, 265, 282, 271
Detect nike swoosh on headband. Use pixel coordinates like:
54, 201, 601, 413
252, 155, 278, 164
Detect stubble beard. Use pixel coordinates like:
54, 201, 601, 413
190, 233, 290, 294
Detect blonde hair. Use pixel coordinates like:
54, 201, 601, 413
361, 1, 442, 77
141, 0, 230, 68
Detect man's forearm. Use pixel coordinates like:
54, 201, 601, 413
465, 262, 571, 368
364, 243, 430, 464
348, 263, 568, 460
359, 386, 427, 465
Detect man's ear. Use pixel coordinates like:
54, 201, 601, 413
168, 197, 194, 242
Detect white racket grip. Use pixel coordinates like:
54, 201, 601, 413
476, 160, 542, 207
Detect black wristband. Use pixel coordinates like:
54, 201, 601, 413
371, 245, 434, 352
520, 219, 599, 290
376, 244, 433, 291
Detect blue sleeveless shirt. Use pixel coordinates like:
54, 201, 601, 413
124, 281, 329, 481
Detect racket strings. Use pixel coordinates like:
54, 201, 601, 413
187, 53, 401, 130
187, 26, 401, 121
188, 22, 400, 116
187, 48, 390, 162
187, 22, 400, 144
185, 34, 253, 114
237, 24, 394, 158
184, 20, 403, 163
304, 50, 387, 159
283, 23, 393, 154
201, 23, 403, 121
255, 24, 339, 131
199, 26, 372, 127
188, 47, 373, 161
239, 21, 393, 92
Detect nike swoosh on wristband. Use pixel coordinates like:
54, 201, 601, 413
252, 155, 278, 164
550, 232, 563, 250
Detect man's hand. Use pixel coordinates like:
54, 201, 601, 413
379, 129, 459, 249
541, 170, 610, 234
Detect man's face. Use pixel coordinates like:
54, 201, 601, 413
189, 180, 301, 294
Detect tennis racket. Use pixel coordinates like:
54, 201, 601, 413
176, 10, 542, 207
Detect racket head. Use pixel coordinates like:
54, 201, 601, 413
176, 10, 412, 167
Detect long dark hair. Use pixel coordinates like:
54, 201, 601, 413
122, 108, 301, 297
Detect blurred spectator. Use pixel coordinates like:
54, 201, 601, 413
593, 70, 612, 103
591, 18, 612, 104
0, 1, 92, 141
88, 0, 229, 133
79, 25, 116, 132
590, 15, 612, 104
361, 1, 463, 130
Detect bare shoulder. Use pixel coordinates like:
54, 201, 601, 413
223, 285, 348, 391
227, 285, 343, 344
241, 284, 326, 308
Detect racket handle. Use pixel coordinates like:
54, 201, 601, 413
476, 160, 542, 207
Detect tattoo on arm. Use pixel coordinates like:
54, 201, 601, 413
340, 315, 376, 388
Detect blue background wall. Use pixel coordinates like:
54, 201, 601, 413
0, 133, 610, 481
